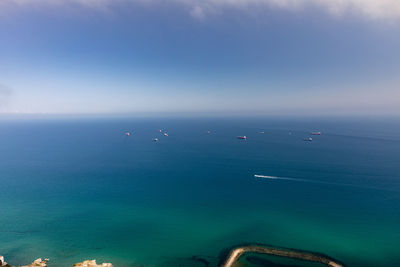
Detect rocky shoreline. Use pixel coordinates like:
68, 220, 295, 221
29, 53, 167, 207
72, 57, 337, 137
0, 256, 112, 267
2, 244, 345, 267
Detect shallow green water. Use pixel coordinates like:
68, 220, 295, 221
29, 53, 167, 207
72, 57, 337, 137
0, 117, 399, 266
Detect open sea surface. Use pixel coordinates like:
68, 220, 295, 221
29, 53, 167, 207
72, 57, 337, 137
0, 117, 399, 266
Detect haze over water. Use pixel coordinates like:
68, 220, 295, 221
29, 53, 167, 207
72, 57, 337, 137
0, 116, 399, 266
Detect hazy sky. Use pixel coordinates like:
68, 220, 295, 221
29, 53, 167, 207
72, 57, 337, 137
1, 0, 400, 115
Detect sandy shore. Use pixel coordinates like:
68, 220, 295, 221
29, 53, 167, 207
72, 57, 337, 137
221, 245, 344, 267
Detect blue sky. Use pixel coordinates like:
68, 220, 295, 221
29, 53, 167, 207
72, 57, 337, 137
1, 0, 400, 115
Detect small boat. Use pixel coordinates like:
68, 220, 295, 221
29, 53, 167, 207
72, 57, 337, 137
304, 137, 313, 141
153, 138, 159, 142
237, 136, 247, 140
158, 129, 162, 133
163, 133, 168, 137
125, 132, 131, 136
311, 132, 322, 135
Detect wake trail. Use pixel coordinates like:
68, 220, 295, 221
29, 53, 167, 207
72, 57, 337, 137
253, 174, 399, 192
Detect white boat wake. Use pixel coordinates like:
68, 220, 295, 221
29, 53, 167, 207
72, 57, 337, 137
254, 175, 399, 192
254, 174, 362, 188
254, 174, 309, 182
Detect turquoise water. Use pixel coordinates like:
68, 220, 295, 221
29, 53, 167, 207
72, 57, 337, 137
238, 252, 329, 267
0, 117, 399, 266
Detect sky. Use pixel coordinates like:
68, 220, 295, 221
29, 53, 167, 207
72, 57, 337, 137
0, 0, 400, 115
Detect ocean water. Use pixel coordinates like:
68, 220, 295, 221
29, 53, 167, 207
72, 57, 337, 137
0, 116, 399, 267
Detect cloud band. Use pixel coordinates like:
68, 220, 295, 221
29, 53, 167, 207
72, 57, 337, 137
1, 0, 400, 21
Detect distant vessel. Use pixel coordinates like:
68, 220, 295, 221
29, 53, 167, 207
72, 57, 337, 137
158, 129, 162, 133
125, 132, 131, 136
153, 138, 159, 142
206, 130, 211, 134
304, 137, 313, 141
311, 132, 322, 135
258, 131, 265, 134
163, 133, 168, 137
237, 136, 247, 140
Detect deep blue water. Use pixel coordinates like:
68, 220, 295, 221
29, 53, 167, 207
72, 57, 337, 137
0, 117, 399, 266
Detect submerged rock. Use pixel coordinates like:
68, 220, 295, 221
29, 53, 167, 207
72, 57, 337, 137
73, 260, 112, 267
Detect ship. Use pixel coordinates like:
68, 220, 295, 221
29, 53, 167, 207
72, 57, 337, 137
163, 133, 168, 137
311, 132, 322, 135
304, 137, 313, 141
237, 136, 247, 140
125, 132, 131, 136
153, 138, 159, 142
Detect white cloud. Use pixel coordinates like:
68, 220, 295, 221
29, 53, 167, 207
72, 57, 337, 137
184, 0, 400, 21
1, 0, 400, 21
189, 5, 206, 20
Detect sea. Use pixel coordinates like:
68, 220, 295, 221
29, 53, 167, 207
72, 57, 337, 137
0, 116, 399, 267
